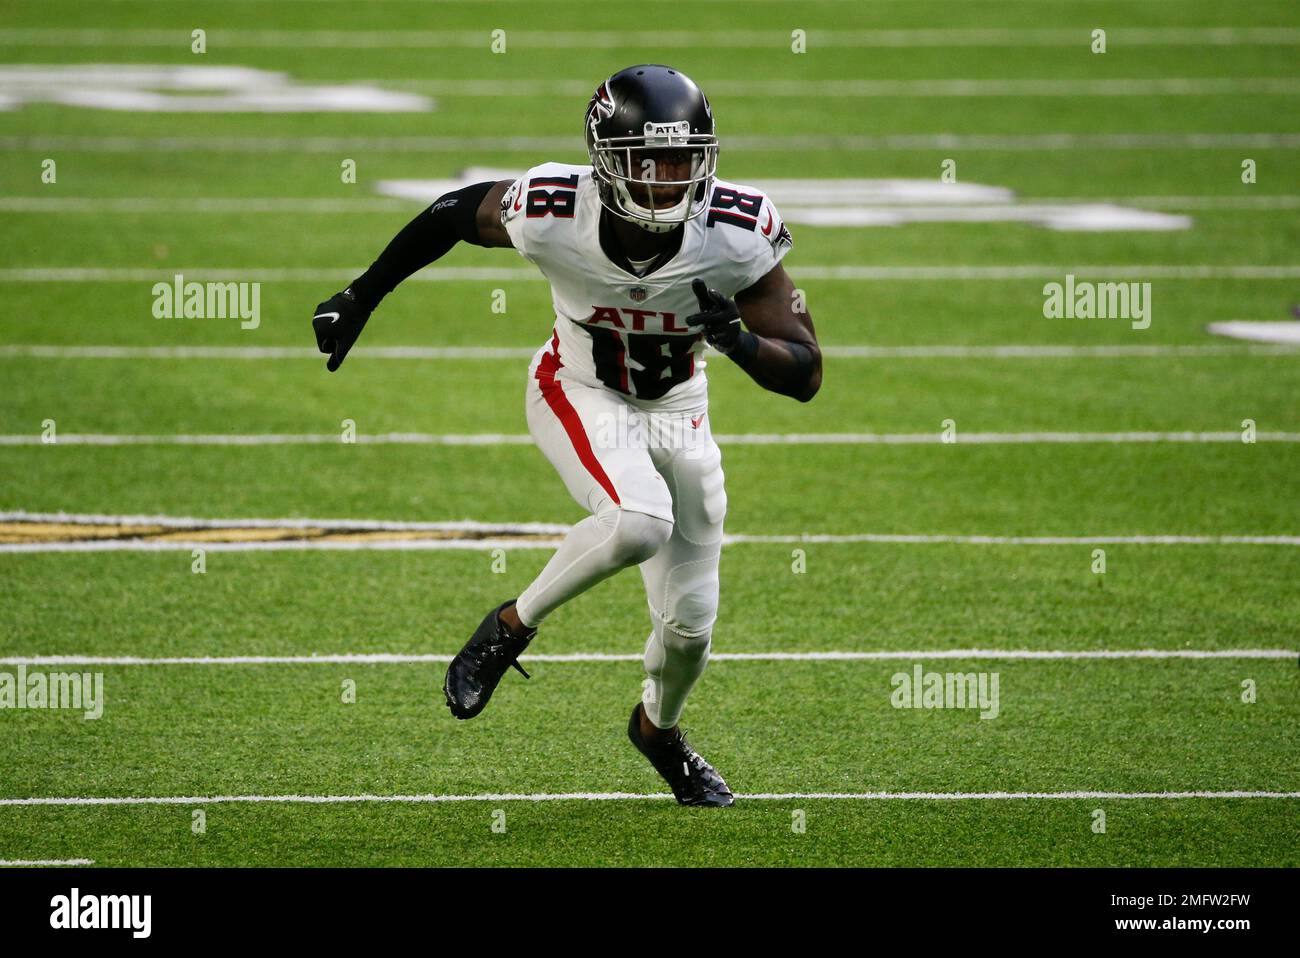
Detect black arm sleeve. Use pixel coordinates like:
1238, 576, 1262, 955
347, 180, 496, 310
730, 333, 820, 401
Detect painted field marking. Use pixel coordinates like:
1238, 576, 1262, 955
0, 792, 1295, 808
3, 265, 1298, 282
0, 858, 94, 865
4, 133, 1299, 154
2, 343, 1298, 361
1209, 321, 1300, 345
1, 431, 1294, 447
0, 197, 411, 213
373, 77, 1300, 98
2, 512, 1298, 553
0, 64, 429, 113
378, 174, 1192, 231
5, 194, 1299, 215
0, 650, 1293, 667
2, 27, 1296, 48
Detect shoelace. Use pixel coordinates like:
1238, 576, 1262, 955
661, 732, 710, 778
498, 623, 533, 678
683, 747, 713, 776
470, 636, 531, 680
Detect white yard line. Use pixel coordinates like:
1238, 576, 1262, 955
7, 533, 1300, 553
0, 792, 1295, 808
1, 430, 1294, 447
6, 195, 1300, 215
0, 267, 534, 282
4, 134, 1299, 153
0, 197, 410, 213
821, 343, 1300, 358
0, 433, 536, 446
0, 511, 571, 533
726, 533, 1300, 545
2, 27, 1296, 48
717, 431, 1298, 444
8, 77, 1299, 105
3, 265, 1298, 282
0, 345, 536, 359
378, 77, 1300, 97
795, 265, 1300, 280
0, 538, 563, 554
0, 650, 1292, 667
0, 858, 94, 866
2, 343, 1297, 361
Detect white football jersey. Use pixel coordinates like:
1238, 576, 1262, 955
501, 162, 793, 410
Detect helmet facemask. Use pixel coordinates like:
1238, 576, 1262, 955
588, 120, 718, 234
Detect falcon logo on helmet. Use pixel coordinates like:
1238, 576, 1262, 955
587, 81, 616, 122
584, 65, 719, 234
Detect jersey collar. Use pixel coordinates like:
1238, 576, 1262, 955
598, 209, 686, 279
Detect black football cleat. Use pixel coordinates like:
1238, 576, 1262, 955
627, 703, 734, 807
443, 600, 536, 720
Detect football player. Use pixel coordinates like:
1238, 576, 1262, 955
312, 65, 821, 807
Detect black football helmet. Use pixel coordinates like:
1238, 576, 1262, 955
584, 65, 718, 233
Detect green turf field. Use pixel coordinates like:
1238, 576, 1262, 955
1, 0, 1298, 868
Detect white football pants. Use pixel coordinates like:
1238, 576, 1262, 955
515, 339, 726, 730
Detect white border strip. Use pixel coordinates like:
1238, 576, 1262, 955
0, 649, 1292, 667
1, 792, 1295, 808
2, 431, 1294, 446
3, 343, 1297, 361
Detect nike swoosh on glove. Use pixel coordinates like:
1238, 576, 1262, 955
684, 278, 743, 354
312, 287, 372, 372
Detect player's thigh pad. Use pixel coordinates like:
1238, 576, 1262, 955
659, 432, 727, 548
526, 368, 674, 523
641, 433, 726, 636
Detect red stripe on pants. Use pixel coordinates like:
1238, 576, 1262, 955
535, 335, 621, 506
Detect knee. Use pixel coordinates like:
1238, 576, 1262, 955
661, 576, 719, 643
607, 509, 673, 566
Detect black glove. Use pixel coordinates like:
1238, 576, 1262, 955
312, 288, 372, 372
684, 278, 743, 354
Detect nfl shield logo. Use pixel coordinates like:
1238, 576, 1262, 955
629, 286, 648, 303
